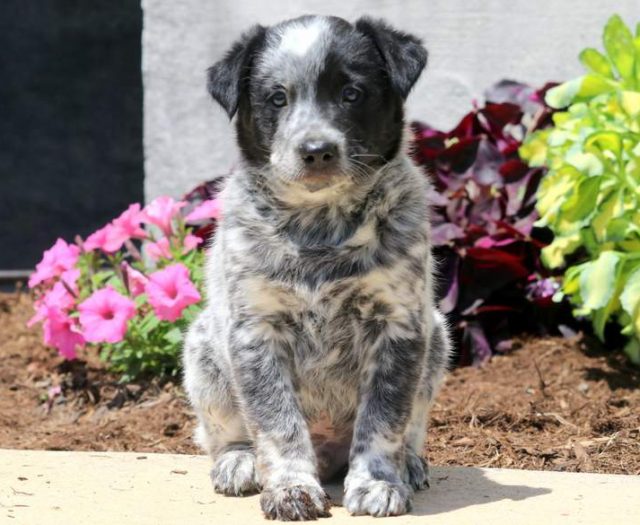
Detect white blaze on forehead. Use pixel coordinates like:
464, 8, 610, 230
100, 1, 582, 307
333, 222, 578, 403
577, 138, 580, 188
278, 19, 328, 57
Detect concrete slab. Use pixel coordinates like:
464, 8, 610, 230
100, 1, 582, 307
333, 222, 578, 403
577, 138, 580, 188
1, 449, 638, 524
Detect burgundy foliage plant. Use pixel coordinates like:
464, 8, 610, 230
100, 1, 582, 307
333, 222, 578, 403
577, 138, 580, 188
411, 80, 571, 365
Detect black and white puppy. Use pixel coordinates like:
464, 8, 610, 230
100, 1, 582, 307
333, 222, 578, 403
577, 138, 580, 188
183, 14, 451, 520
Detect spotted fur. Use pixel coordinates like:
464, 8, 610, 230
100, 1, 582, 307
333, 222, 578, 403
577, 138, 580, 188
183, 14, 451, 520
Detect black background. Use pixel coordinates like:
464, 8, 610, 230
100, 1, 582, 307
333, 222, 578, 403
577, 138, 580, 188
0, 1, 143, 269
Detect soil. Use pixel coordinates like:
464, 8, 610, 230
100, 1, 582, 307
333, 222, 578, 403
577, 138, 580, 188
1, 290, 639, 475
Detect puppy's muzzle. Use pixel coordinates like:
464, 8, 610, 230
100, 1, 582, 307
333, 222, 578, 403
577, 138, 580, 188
298, 140, 339, 171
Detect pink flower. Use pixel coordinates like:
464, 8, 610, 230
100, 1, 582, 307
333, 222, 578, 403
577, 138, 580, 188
84, 225, 113, 252
145, 238, 172, 261
84, 204, 147, 254
185, 199, 222, 222
122, 263, 148, 297
60, 267, 81, 292
78, 287, 136, 344
29, 239, 80, 288
28, 281, 75, 327
146, 263, 201, 321
141, 196, 186, 237
42, 307, 85, 360
84, 223, 128, 253
183, 234, 203, 253
113, 203, 147, 238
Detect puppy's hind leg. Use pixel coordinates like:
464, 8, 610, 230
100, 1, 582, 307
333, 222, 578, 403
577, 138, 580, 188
183, 312, 259, 496
403, 311, 451, 491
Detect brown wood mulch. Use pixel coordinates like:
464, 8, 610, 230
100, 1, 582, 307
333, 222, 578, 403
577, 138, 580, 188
1, 291, 638, 475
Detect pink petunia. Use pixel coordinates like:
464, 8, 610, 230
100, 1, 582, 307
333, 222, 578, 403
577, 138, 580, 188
28, 281, 75, 327
145, 263, 201, 322
108, 203, 148, 249
78, 287, 136, 344
84, 223, 129, 253
42, 307, 85, 360
185, 199, 222, 223
141, 196, 186, 237
113, 203, 147, 238
84, 204, 147, 254
60, 267, 81, 292
122, 263, 148, 297
84, 225, 113, 252
145, 238, 172, 261
183, 234, 203, 253
29, 239, 80, 288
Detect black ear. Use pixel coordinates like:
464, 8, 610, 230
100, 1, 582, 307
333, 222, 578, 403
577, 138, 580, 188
207, 24, 267, 119
355, 17, 427, 99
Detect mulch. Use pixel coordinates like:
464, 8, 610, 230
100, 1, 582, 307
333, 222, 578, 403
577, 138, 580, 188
1, 290, 638, 475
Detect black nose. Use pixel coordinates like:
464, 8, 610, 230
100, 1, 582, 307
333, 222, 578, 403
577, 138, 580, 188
299, 141, 338, 167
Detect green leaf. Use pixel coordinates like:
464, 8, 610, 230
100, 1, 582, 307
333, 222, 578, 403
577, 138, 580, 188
139, 313, 161, 334
623, 338, 640, 365
565, 151, 603, 176
607, 217, 631, 241
579, 251, 622, 311
545, 77, 582, 108
541, 234, 581, 269
536, 165, 581, 226
577, 74, 617, 98
579, 48, 614, 78
603, 15, 636, 82
620, 265, 640, 336
620, 90, 640, 117
559, 175, 601, 223
591, 190, 620, 242
519, 131, 549, 167
164, 327, 184, 345
585, 131, 622, 157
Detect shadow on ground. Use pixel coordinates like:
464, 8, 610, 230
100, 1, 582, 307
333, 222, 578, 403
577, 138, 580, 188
324, 466, 551, 516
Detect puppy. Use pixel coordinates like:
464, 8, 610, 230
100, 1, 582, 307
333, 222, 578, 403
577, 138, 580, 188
183, 15, 451, 520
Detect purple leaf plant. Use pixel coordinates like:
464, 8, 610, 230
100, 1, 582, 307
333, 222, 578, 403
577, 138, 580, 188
411, 80, 573, 365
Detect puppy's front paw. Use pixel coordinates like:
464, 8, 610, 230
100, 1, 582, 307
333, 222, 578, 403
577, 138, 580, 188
404, 451, 430, 490
260, 484, 331, 521
343, 478, 412, 517
211, 449, 260, 496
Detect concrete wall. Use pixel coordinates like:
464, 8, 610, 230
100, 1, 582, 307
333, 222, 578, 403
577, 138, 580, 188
142, 0, 638, 200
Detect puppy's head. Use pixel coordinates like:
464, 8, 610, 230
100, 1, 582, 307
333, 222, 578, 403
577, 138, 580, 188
208, 16, 427, 192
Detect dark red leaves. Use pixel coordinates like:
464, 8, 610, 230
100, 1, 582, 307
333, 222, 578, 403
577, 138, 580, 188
411, 81, 563, 365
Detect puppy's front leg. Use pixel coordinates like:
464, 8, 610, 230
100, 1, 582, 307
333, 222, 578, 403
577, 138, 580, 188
230, 319, 330, 521
344, 333, 426, 517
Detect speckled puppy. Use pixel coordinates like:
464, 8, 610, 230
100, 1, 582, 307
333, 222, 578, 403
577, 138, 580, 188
183, 15, 451, 520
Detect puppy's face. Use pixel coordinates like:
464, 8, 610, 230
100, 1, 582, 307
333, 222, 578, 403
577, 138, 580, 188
208, 16, 427, 193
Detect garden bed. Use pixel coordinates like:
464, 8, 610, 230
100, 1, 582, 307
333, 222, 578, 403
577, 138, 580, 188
1, 290, 638, 475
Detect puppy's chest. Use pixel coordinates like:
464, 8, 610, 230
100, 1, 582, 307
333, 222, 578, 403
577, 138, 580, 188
277, 266, 423, 368
287, 283, 364, 370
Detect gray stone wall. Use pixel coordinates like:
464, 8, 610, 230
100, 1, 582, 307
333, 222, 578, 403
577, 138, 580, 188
142, 0, 639, 200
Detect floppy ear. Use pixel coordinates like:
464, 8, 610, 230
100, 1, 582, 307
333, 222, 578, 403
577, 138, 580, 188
355, 17, 427, 99
207, 24, 267, 119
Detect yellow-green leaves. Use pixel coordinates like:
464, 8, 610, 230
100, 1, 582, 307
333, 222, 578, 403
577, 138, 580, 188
620, 90, 640, 116
580, 48, 614, 78
520, 14, 640, 364
620, 265, 640, 335
579, 251, 621, 310
603, 15, 636, 86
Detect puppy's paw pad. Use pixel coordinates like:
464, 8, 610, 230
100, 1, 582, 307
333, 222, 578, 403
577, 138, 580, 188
344, 479, 411, 517
260, 484, 331, 521
211, 450, 260, 496
404, 452, 430, 490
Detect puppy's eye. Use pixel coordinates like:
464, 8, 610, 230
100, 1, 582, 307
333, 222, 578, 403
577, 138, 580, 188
269, 90, 288, 108
342, 86, 363, 104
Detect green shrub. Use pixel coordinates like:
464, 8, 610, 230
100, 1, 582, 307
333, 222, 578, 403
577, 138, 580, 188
521, 15, 640, 363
